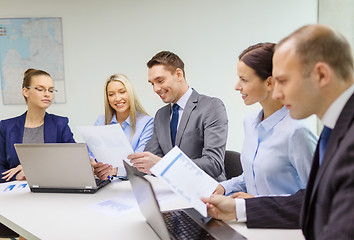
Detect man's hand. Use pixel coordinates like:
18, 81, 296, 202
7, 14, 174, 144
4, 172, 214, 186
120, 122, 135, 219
128, 152, 161, 174
230, 191, 254, 199
91, 159, 115, 180
201, 194, 237, 221
2, 165, 26, 181
213, 184, 226, 195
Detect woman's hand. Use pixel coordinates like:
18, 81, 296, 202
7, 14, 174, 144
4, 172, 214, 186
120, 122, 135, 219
230, 191, 254, 199
213, 184, 226, 195
2, 165, 26, 181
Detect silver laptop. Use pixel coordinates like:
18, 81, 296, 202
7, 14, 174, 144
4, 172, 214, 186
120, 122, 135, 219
124, 161, 246, 240
14, 143, 110, 193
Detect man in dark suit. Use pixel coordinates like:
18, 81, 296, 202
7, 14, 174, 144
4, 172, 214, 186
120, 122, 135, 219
202, 24, 354, 239
128, 51, 228, 181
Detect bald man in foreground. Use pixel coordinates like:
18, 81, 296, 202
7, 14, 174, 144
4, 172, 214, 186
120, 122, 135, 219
202, 24, 354, 240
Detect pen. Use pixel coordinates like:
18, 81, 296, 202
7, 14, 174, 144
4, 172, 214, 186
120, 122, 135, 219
95, 159, 111, 180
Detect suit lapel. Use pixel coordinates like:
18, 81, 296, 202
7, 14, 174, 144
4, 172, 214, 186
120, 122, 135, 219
301, 93, 354, 234
311, 93, 354, 198
175, 90, 198, 146
301, 144, 320, 233
14, 112, 27, 144
43, 113, 57, 143
159, 105, 174, 151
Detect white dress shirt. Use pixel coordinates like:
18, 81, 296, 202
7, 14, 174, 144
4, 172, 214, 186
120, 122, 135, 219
322, 84, 354, 128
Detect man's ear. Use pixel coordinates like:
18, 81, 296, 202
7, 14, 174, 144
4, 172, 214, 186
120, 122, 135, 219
176, 68, 184, 81
313, 62, 331, 88
265, 76, 274, 91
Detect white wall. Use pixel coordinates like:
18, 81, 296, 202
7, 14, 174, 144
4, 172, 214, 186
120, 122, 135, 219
319, 0, 354, 62
0, 0, 318, 150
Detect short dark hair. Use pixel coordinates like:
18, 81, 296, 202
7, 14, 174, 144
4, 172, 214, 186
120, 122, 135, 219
277, 24, 354, 80
147, 51, 185, 77
239, 43, 276, 80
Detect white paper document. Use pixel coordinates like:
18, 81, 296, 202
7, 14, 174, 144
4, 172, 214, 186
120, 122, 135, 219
77, 125, 134, 176
86, 194, 138, 217
0, 180, 29, 194
150, 146, 218, 217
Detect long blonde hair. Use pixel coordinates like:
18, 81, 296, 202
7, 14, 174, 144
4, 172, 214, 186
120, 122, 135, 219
104, 74, 148, 136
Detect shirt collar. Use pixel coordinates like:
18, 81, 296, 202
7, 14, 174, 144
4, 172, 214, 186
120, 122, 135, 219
253, 105, 288, 131
171, 87, 192, 110
321, 84, 354, 129
110, 114, 118, 124
110, 114, 131, 128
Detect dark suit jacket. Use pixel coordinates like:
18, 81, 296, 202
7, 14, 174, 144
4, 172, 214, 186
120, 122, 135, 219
145, 90, 228, 181
300, 92, 354, 240
0, 112, 75, 183
245, 93, 354, 240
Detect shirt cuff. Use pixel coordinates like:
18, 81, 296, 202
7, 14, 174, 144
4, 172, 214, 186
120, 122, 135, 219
220, 180, 232, 195
235, 198, 247, 222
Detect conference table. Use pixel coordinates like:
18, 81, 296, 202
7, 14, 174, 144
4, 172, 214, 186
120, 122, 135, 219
0, 176, 304, 240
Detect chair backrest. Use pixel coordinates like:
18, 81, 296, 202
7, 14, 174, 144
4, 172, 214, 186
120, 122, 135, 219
224, 150, 243, 180
0, 223, 19, 239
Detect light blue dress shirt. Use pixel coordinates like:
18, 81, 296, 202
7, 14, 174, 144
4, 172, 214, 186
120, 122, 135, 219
221, 106, 318, 196
93, 112, 154, 153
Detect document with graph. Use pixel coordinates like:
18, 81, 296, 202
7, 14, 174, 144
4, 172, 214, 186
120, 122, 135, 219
150, 146, 219, 217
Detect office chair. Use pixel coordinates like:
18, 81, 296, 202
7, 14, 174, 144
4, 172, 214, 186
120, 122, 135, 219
0, 223, 19, 240
224, 150, 243, 180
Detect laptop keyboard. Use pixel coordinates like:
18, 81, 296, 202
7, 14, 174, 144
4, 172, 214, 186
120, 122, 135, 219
162, 210, 216, 240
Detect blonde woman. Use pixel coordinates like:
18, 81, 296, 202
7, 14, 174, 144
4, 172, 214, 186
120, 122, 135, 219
92, 74, 153, 180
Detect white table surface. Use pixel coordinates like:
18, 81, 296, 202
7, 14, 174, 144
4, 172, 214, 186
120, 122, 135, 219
0, 177, 304, 240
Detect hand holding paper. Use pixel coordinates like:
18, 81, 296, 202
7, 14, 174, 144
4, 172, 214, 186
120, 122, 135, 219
150, 146, 218, 217
77, 124, 134, 176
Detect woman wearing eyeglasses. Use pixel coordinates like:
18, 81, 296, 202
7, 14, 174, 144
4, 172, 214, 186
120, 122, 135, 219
91, 73, 154, 180
0, 69, 75, 183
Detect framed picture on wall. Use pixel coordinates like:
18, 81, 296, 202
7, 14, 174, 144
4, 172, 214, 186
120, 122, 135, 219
0, 17, 66, 105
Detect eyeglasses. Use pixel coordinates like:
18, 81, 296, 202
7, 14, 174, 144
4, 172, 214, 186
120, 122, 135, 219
26, 86, 58, 94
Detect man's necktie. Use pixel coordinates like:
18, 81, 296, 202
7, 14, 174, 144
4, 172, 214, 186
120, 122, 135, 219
170, 103, 179, 146
319, 126, 332, 165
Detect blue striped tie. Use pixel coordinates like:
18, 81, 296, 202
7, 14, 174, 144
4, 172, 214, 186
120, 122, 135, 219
170, 103, 179, 146
319, 126, 332, 165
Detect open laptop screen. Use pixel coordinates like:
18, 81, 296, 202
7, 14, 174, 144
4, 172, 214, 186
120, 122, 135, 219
14, 143, 109, 193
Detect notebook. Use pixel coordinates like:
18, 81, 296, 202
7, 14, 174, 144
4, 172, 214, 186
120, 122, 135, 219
124, 161, 247, 240
14, 143, 110, 193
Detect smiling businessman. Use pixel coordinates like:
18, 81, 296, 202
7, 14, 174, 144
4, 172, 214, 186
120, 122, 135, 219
128, 51, 228, 181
